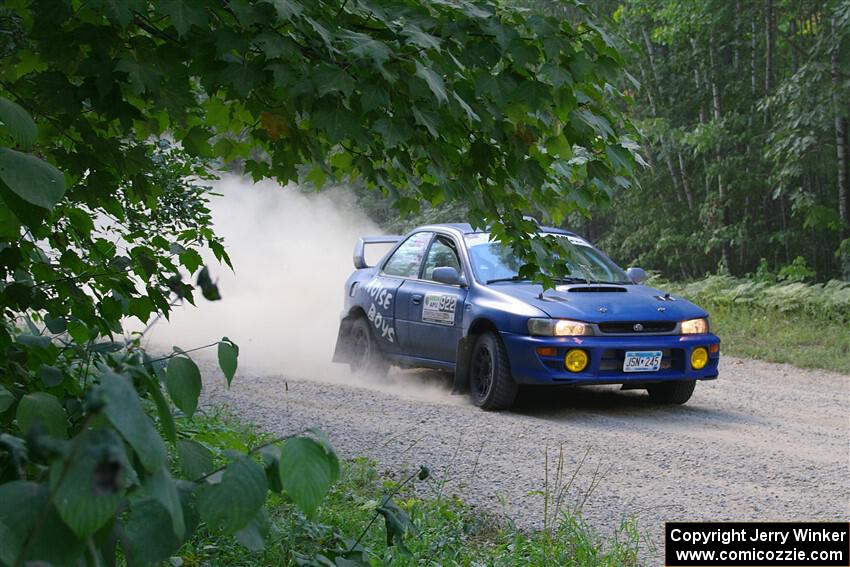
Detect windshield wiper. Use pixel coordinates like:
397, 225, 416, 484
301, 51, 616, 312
553, 276, 590, 285
485, 276, 531, 284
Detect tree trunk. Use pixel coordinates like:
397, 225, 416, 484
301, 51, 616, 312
678, 152, 695, 210
734, 1, 741, 72
694, 69, 707, 123
751, 14, 758, 95
833, 17, 850, 276
638, 63, 658, 116
764, 0, 774, 94
642, 31, 684, 202
710, 40, 730, 271
790, 19, 799, 73
642, 27, 663, 101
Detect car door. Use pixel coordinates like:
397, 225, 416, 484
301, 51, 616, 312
396, 234, 468, 362
370, 231, 434, 353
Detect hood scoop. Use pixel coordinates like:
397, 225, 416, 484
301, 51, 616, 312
564, 286, 627, 293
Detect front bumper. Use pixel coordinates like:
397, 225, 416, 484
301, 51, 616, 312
501, 332, 720, 385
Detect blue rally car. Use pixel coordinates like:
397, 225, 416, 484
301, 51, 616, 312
333, 223, 720, 410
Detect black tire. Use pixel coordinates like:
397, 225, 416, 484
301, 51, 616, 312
349, 317, 389, 378
647, 380, 696, 405
469, 331, 518, 410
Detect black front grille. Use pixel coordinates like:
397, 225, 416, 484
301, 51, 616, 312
598, 321, 677, 334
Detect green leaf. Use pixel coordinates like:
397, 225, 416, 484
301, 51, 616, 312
165, 356, 202, 418
100, 371, 167, 472
235, 509, 269, 551
0, 385, 14, 413
0, 148, 66, 210
262, 0, 303, 21
372, 118, 412, 148
146, 374, 176, 444
159, 0, 208, 36
66, 319, 90, 344
279, 436, 340, 518
412, 107, 440, 138
402, 25, 441, 51
341, 31, 391, 67
51, 428, 130, 539
38, 365, 64, 387
0, 481, 39, 566
605, 144, 633, 173
259, 445, 284, 493
0, 481, 83, 566
313, 106, 362, 143
0, 192, 21, 239
176, 439, 215, 480
179, 248, 203, 273
573, 108, 614, 139
197, 266, 221, 301
313, 64, 355, 98
146, 466, 185, 539
377, 498, 416, 550
16, 392, 67, 437
0, 97, 37, 149
452, 92, 480, 122
122, 496, 182, 566
182, 126, 214, 158
196, 456, 268, 534
415, 62, 448, 104
217, 338, 238, 386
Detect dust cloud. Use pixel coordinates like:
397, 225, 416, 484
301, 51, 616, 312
141, 175, 461, 404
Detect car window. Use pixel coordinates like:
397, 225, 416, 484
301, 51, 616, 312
382, 232, 433, 277
422, 236, 461, 281
464, 232, 630, 284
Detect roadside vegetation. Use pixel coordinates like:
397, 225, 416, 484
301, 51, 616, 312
175, 409, 642, 567
652, 274, 850, 373
0, 0, 644, 564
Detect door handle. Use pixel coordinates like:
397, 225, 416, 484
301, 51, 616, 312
411, 294, 423, 305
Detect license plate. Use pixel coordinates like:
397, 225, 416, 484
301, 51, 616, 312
623, 351, 662, 372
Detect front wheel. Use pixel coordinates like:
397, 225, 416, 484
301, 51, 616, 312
469, 331, 517, 410
349, 317, 389, 378
647, 380, 696, 405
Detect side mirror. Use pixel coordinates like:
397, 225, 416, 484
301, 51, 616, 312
432, 266, 463, 285
626, 267, 647, 284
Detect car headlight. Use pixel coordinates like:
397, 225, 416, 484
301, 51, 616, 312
680, 317, 709, 335
528, 318, 593, 336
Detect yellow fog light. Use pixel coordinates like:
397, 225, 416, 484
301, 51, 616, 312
565, 349, 588, 373
691, 347, 708, 370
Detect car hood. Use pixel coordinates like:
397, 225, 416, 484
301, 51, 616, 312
488, 282, 708, 322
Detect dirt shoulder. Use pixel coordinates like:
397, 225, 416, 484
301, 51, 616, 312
203, 356, 850, 563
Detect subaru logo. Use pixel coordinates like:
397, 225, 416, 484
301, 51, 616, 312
633, 323, 644, 332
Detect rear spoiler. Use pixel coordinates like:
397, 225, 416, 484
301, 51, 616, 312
354, 236, 401, 269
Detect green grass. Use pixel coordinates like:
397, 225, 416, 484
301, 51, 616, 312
651, 275, 850, 374
706, 305, 849, 373
173, 410, 642, 567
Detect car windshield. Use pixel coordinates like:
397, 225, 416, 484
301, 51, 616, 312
464, 232, 631, 285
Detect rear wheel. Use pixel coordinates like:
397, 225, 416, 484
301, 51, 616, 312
469, 331, 517, 410
647, 380, 695, 405
349, 317, 389, 378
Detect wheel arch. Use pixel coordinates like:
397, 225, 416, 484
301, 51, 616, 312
332, 306, 369, 363
452, 317, 500, 393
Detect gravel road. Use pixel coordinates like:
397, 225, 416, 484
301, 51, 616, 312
203, 356, 850, 563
